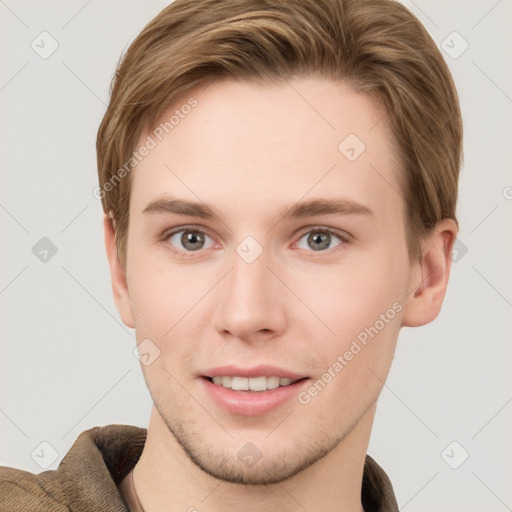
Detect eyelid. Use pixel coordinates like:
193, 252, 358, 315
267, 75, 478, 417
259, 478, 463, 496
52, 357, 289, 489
162, 224, 215, 240
294, 225, 353, 244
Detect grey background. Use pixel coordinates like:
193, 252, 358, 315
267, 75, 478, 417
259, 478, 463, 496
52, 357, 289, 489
1, 1, 511, 510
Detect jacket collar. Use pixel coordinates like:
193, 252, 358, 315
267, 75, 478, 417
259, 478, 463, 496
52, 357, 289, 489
58, 424, 398, 512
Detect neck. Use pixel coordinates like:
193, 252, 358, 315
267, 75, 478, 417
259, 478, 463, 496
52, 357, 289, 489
129, 405, 375, 512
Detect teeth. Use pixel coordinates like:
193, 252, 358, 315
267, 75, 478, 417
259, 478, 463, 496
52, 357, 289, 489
210, 375, 298, 391
231, 376, 249, 391
266, 376, 280, 390
248, 376, 266, 391
221, 376, 232, 387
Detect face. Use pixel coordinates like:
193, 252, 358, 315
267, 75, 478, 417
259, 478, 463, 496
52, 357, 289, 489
112, 77, 425, 484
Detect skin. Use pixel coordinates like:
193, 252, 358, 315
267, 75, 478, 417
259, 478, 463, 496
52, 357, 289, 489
105, 77, 457, 512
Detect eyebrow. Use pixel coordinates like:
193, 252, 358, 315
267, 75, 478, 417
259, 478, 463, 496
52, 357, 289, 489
142, 196, 373, 220
143, 197, 216, 219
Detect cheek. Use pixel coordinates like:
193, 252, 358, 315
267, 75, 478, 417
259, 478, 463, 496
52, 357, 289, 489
126, 257, 216, 364
296, 282, 402, 424
291, 256, 405, 405
126, 244, 189, 325
298, 257, 405, 338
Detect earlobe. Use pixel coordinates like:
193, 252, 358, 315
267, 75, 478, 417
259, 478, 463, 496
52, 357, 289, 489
103, 214, 135, 329
401, 218, 458, 327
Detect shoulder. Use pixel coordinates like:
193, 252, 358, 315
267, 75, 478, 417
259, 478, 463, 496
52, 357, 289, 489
0, 465, 68, 512
362, 454, 399, 512
0, 424, 146, 512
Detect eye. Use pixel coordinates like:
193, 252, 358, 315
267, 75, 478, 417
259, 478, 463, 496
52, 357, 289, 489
295, 228, 346, 252
166, 228, 215, 252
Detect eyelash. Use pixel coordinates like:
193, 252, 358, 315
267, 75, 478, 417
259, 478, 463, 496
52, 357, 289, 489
161, 225, 351, 258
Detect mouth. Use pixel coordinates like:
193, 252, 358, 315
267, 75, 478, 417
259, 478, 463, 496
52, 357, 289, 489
203, 375, 308, 392
199, 365, 310, 415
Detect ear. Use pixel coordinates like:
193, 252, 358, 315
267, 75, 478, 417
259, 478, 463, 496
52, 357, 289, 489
401, 218, 458, 327
103, 214, 135, 329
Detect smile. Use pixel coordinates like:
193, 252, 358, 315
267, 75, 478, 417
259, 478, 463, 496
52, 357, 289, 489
209, 375, 300, 391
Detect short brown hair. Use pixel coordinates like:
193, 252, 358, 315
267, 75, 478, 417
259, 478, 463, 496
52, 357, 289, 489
96, 0, 463, 267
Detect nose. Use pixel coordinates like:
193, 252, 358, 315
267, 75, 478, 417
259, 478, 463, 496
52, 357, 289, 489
212, 243, 287, 342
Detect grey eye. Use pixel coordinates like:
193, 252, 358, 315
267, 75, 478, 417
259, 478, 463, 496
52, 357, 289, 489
296, 231, 343, 252
168, 230, 214, 251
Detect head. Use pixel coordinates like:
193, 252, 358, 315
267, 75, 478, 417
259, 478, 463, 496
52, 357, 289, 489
97, 0, 462, 485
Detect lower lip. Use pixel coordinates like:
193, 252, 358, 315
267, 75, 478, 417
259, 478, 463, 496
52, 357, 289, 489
201, 377, 309, 416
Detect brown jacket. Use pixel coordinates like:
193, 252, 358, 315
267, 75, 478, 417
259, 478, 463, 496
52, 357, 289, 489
0, 424, 399, 511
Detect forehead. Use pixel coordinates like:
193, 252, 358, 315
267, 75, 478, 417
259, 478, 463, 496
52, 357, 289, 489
130, 77, 403, 223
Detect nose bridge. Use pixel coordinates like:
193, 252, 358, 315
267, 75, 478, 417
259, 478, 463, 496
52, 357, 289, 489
213, 237, 285, 339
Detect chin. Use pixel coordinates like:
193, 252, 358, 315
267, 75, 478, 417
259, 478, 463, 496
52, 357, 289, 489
154, 398, 348, 486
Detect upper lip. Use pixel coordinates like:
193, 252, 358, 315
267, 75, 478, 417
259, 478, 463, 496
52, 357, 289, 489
201, 365, 307, 381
